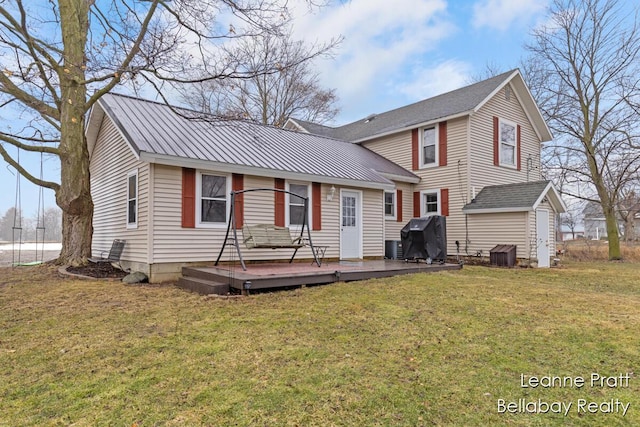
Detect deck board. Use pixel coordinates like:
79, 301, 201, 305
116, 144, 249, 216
179, 260, 462, 295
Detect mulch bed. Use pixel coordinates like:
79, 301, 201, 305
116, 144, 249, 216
66, 262, 128, 279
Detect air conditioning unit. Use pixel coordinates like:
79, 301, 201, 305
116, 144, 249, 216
384, 240, 403, 259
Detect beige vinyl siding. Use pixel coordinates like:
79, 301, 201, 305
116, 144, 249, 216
384, 183, 412, 241
469, 83, 542, 192
466, 212, 529, 259
412, 117, 470, 256
362, 189, 384, 257
152, 167, 379, 263
364, 130, 413, 170
363, 117, 471, 256
90, 117, 148, 264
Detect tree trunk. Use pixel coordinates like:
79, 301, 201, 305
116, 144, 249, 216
602, 203, 622, 260
55, 0, 93, 266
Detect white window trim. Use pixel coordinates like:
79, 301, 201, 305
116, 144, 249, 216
196, 171, 231, 229
420, 124, 439, 168
126, 169, 138, 229
498, 118, 517, 169
286, 181, 312, 229
420, 189, 441, 217
384, 190, 396, 220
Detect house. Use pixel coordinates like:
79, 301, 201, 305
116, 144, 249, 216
86, 93, 419, 282
287, 69, 566, 266
86, 69, 565, 282
583, 201, 639, 240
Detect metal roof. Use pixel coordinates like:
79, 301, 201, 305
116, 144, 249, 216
462, 180, 566, 213
292, 69, 552, 143
90, 93, 419, 189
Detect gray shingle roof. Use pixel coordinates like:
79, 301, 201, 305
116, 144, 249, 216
463, 181, 552, 212
93, 93, 418, 189
299, 70, 518, 142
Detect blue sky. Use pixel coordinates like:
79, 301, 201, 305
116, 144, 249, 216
0, 0, 549, 217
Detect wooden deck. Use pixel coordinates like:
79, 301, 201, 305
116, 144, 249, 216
178, 260, 463, 295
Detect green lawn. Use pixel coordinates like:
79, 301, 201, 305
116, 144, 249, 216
1, 262, 639, 426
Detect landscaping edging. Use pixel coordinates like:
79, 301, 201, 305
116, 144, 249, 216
58, 265, 123, 282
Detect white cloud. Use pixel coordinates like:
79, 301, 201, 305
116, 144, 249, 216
395, 59, 472, 100
472, 0, 548, 31
288, 0, 456, 121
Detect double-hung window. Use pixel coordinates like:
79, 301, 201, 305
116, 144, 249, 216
198, 173, 227, 226
421, 126, 437, 167
421, 190, 440, 216
499, 119, 517, 167
384, 191, 396, 219
288, 183, 309, 226
127, 170, 138, 228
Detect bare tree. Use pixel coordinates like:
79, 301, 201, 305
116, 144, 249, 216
561, 202, 582, 240
0, 0, 326, 265
0, 207, 21, 242
524, 0, 640, 260
181, 28, 340, 126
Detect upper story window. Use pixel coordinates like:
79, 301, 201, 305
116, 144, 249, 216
421, 126, 438, 167
288, 182, 310, 226
197, 172, 228, 226
499, 119, 517, 167
384, 191, 396, 220
127, 170, 138, 228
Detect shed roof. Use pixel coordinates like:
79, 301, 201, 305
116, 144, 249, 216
87, 93, 419, 189
462, 180, 566, 214
288, 69, 552, 143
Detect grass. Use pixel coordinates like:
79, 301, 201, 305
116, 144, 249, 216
1, 262, 639, 426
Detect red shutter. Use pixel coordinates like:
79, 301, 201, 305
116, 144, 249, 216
274, 178, 285, 227
441, 188, 449, 216
439, 121, 447, 166
493, 116, 499, 166
232, 173, 244, 229
517, 125, 522, 171
396, 189, 403, 222
312, 182, 322, 231
181, 168, 196, 228
413, 191, 421, 218
411, 128, 419, 170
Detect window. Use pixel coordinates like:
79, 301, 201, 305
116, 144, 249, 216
198, 172, 228, 226
499, 119, 517, 167
421, 190, 440, 216
127, 170, 138, 228
421, 126, 438, 167
288, 183, 310, 226
384, 191, 396, 219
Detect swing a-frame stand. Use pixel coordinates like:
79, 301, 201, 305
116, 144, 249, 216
215, 188, 321, 271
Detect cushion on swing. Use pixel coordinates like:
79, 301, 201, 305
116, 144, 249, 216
242, 224, 304, 249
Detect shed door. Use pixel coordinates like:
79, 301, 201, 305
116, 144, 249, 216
536, 209, 550, 268
340, 190, 362, 259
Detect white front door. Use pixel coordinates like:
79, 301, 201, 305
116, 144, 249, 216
536, 209, 550, 268
340, 190, 362, 259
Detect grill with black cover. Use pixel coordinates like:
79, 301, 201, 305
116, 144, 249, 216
400, 216, 447, 264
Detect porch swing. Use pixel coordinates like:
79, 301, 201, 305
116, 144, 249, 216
214, 188, 321, 271
10, 149, 47, 267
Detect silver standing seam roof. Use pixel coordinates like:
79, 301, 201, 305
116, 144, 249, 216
90, 93, 419, 189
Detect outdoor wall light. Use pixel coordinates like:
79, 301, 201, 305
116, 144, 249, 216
327, 185, 336, 201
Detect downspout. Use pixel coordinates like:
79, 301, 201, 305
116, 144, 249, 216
465, 114, 473, 255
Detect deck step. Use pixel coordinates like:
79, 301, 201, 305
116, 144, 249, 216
177, 276, 230, 295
